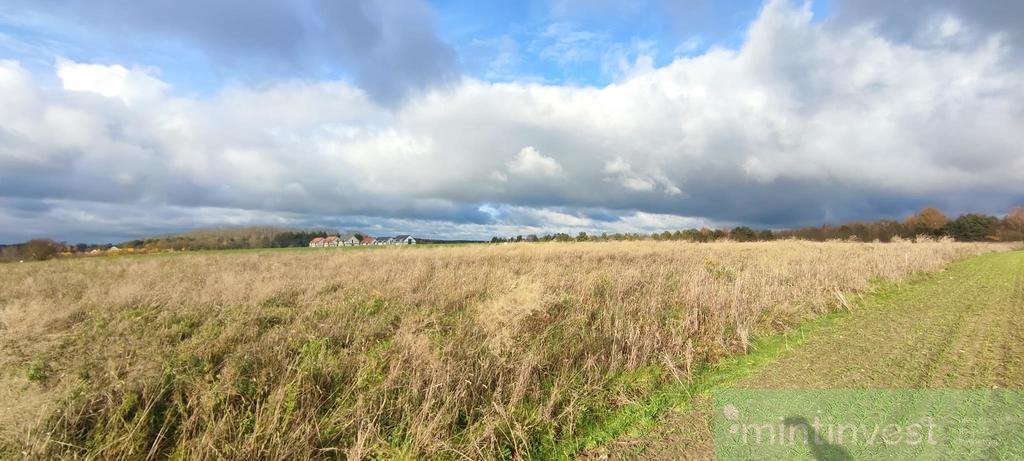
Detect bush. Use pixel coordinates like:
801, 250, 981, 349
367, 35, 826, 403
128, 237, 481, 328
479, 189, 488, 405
729, 226, 757, 242
944, 214, 1000, 242
24, 239, 62, 260
0, 239, 62, 262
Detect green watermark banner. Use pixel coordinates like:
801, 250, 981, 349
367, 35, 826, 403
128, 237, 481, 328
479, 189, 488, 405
714, 389, 1024, 460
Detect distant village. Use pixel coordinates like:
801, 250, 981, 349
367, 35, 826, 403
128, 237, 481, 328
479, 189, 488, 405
309, 234, 416, 247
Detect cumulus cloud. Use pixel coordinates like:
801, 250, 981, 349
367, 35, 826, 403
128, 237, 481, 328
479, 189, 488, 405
603, 157, 682, 195
507, 147, 564, 177
56, 58, 168, 104
1, 0, 1023, 242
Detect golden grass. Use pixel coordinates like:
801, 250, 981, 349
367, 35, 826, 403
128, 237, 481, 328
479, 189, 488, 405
0, 240, 1017, 459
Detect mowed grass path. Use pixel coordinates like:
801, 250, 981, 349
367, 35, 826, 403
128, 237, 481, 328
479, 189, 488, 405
591, 250, 1024, 459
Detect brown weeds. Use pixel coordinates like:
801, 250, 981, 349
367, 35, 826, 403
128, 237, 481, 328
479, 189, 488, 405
0, 240, 1016, 459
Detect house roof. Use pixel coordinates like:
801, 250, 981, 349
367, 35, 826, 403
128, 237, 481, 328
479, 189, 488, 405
360, 235, 376, 244
310, 237, 325, 243
395, 235, 413, 240
324, 236, 339, 243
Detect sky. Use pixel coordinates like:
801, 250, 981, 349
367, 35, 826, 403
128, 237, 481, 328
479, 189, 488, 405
0, 0, 1022, 243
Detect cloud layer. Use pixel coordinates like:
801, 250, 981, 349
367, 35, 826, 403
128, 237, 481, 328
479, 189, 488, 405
2, 0, 458, 104
1, 0, 1022, 242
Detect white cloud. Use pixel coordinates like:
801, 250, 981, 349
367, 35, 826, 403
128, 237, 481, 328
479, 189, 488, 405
938, 16, 963, 38
56, 58, 168, 104
601, 39, 659, 81
603, 157, 682, 195
507, 146, 564, 177
1, 0, 1023, 241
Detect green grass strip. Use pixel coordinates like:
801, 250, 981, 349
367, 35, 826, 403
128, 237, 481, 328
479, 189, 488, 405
545, 266, 952, 459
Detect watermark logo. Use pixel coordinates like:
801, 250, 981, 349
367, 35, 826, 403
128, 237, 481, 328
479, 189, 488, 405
714, 389, 1023, 459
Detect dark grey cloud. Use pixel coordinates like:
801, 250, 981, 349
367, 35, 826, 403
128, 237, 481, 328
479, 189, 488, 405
2, 0, 458, 104
832, 0, 1024, 57
314, 1, 459, 105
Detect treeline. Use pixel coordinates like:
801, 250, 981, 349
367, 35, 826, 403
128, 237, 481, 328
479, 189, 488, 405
0, 239, 69, 262
123, 228, 482, 251
2, 226, 491, 263
0, 240, 127, 262
5, 207, 1021, 262
492, 206, 1024, 244
776, 207, 1023, 242
0, 227, 337, 262
121, 227, 335, 251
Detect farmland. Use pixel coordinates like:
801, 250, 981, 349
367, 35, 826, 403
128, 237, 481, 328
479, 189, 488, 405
0, 240, 1018, 459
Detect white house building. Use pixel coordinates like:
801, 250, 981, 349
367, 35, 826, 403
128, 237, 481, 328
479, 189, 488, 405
310, 233, 417, 247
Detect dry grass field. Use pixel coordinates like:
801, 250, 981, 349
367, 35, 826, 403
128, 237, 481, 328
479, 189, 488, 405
0, 240, 1016, 459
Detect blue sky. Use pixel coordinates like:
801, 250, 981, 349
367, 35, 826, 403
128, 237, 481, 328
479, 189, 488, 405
0, 0, 835, 93
435, 0, 769, 85
0, 0, 1022, 243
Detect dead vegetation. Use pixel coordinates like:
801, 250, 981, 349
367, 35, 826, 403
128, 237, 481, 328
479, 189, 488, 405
0, 240, 1016, 459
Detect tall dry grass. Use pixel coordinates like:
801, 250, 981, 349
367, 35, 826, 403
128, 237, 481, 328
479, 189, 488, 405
0, 240, 1015, 459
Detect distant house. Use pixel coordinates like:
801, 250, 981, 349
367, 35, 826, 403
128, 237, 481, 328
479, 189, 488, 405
310, 233, 413, 248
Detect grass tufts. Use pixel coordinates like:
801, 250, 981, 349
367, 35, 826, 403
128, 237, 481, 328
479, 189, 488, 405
0, 240, 1017, 458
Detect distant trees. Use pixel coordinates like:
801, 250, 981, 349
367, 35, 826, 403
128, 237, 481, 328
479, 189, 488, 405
492, 227, 733, 243
271, 231, 330, 248
1008, 207, 1024, 231
1004, 207, 1024, 241
488, 205, 1024, 245
775, 206, 1021, 242
5, 207, 1023, 264
905, 207, 949, 237
945, 214, 1000, 241
120, 226, 336, 251
0, 239, 63, 262
729, 226, 757, 242
24, 239, 61, 260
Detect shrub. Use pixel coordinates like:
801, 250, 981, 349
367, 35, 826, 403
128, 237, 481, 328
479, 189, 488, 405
944, 214, 1000, 242
26, 361, 51, 383
729, 226, 757, 242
